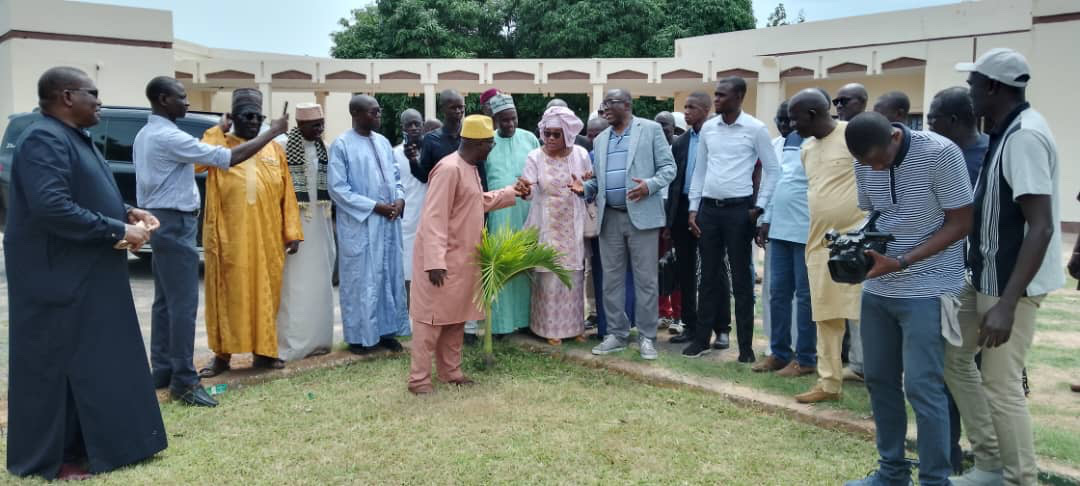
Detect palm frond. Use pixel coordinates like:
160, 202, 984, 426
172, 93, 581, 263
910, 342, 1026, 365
473, 226, 572, 311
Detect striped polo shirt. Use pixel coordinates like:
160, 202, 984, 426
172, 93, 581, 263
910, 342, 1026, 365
854, 124, 973, 298
605, 124, 631, 208
969, 104, 1063, 297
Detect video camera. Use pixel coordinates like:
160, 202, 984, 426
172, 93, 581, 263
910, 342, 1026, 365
824, 212, 894, 284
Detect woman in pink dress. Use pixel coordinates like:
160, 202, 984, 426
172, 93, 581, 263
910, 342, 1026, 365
521, 106, 592, 345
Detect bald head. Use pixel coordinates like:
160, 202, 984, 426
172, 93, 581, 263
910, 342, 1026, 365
655, 111, 675, 145
38, 66, 91, 109
835, 83, 868, 121
349, 94, 377, 115
399, 108, 423, 143
928, 86, 978, 146
438, 89, 465, 126
546, 98, 568, 109
586, 117, 609, 142
845, 111, 897, 161
788, 88, 833, 139
874, 91, 911, 124
423, 118, 443, 135
349, 94, 381, 133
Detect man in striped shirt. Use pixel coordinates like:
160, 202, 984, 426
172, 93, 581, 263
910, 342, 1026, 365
947, 48, 1061, 486
844, 112, 973, 486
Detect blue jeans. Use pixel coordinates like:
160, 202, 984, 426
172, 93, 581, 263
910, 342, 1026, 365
590, 237, 634, 338
767, 239, 815, 366
149, 209, 201, 391
861, 292, 951, 486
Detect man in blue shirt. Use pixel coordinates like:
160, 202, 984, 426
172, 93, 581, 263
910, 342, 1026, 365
133, 76, 286, 407
927, 87, 990, 188
752, 101, 815, 377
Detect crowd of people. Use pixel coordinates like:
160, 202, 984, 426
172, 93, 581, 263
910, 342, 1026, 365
3, 47, 1073, 484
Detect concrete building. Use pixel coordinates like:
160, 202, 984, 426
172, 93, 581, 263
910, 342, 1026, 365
2, 0, 1077, 221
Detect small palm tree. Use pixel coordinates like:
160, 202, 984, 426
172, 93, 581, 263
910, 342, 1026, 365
474, 226, 571, 367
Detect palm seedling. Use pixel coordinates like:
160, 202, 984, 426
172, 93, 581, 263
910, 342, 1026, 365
474, 226, 571, 367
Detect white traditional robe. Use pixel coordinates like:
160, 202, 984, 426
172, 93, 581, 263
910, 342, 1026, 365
393, 144, 427, 279
276, 138, 336, 361
329, 130, 410, 346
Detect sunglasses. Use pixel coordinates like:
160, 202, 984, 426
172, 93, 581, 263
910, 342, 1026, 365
542, 130, 563, 139
832, 97, 853, 107
66, 88, 99, 99
237, 112, 266, 122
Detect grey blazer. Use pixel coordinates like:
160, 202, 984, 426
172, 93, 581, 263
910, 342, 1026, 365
585, 116, 676, 232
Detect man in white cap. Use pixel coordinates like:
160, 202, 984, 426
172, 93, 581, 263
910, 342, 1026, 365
277, 103, 336, 361
947, 47, 1062, 486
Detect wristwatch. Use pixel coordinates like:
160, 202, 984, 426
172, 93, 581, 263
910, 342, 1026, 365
897, 254, 910, 270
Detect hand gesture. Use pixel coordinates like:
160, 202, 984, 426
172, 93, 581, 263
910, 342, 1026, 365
269, 114, 289, 136
428, 269, 447, 287
755, 223, 770, 248
687, 211, 702, 238
567, 174, 585, 196
404, 143, 419, 162
978, 300, 1016, 348
285, 240, 300, 254
864, 249, 901, 279
127, 208, 160, 232
514, 177, 533, 198
123, 222, 151, 251
376, 203, 398, 220
218, 113, 233, 134
626, 177, 649, 202
391, 199, 405, 220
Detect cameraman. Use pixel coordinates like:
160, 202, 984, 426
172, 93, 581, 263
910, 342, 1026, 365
843, 112, 972, 486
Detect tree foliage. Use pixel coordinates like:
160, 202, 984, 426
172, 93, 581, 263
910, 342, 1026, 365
766, 2, 806, 27
330, 0, 756, 142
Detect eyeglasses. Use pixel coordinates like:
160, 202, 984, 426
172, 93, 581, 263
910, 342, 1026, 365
65, 88, 99, 99
541, 130, 563, 139
237, 112, 266, 122
602, 99, 625, 106
832, 97, 852, 107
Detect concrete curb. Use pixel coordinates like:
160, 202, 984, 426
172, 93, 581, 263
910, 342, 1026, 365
506, 335, 1080, 485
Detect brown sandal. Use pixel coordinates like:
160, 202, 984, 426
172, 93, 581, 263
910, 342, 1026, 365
198, 357, 231, 378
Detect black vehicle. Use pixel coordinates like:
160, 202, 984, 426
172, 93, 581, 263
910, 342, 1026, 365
0, 107, 220, 255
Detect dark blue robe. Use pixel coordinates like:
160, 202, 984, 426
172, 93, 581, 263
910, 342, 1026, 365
4, 114, 167, 479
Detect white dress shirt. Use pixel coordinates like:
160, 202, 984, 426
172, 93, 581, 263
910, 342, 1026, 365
687, 111, 780, 212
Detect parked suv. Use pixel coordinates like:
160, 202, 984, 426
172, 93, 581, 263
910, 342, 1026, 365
0, 107, 220, 255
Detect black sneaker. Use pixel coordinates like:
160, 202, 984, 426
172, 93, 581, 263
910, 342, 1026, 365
670, 331, 693, 344
682, 342, 712, 358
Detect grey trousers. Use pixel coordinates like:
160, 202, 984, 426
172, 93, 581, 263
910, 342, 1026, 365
149, 209, 201, 390
598, 208, 659, 340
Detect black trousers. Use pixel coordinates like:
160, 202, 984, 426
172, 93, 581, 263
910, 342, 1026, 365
693, 199, 756, 353
670, 195, 700, 331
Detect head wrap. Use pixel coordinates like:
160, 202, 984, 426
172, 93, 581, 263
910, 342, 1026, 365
295, 102, 324, 121
479, 88, 501, 105
231, 88, 262, 111
487, 93, 515, 115
461, 114, 495, 139
538, 106, 584, 141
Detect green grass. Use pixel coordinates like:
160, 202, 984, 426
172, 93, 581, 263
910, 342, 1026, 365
0, 345, 881, 485
1028, 345, 1080, 369
1035, 423, 1080, 467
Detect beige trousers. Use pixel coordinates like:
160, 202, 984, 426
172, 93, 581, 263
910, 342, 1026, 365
944, 283, 1043, 485
816, 318, 848, 393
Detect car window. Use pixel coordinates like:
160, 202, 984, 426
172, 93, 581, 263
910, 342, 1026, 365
176, 119, 215, 140
103, 118, 145, 163
2, 114, 42, 155
86, 123, 107, 155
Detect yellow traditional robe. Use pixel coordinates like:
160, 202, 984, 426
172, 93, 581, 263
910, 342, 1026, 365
199, 126, 303, 357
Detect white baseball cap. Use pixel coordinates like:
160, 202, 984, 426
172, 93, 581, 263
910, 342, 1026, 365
955, 47, 1031, 87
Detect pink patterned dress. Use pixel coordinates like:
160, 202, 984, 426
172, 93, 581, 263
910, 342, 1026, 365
522, 145, 592, 339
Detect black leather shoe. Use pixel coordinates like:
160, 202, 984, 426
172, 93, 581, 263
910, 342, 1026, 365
670, 331, 693, 344
379, 337, 404, 352
151, 369, 171, 390
171, 384, 218, 408
348, 344, 378, 355
712, 333, 730, 350
737, 352, 756, 363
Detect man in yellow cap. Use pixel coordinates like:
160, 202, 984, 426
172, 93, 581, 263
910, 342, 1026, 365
408, 114, 531, 394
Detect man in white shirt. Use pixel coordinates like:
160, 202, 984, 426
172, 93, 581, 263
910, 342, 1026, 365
683, 76, 780, 362
393, 108, 428, 306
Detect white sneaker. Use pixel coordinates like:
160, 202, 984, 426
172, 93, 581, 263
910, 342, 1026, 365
639, 337, 658, 360
949, 467, 1004, 486
668, 321, 684, 335
592, 335, 627, 355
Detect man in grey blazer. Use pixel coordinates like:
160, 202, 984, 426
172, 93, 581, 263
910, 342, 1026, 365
582, 88, 676, 360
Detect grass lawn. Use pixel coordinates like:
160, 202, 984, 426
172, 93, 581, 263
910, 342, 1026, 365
0, 345, 881, 485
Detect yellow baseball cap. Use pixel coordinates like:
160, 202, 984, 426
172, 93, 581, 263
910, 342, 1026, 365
461, 114, 495, 139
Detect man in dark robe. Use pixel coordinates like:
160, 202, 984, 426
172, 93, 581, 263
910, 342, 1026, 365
4, 66, 167, 480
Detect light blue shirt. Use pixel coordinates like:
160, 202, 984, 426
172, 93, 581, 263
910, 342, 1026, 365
133, 114, 231, 211
761, 133, 808, 244
682, 129, 699, 195
604, 124, 631, 208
